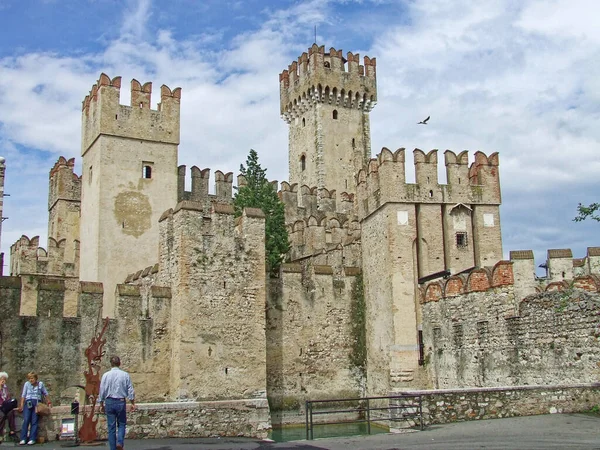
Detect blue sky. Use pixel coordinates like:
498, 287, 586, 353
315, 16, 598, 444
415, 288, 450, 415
0, 0, 598, 271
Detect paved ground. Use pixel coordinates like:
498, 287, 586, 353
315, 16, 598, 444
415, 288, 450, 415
8, 413, 600, 449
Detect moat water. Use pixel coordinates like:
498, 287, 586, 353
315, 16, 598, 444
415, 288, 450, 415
269, 422, 389, 442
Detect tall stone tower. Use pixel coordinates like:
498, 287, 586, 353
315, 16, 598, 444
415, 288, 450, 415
80, 74, 181, 315
279, 44, 377, 197
48, 157, 81, 269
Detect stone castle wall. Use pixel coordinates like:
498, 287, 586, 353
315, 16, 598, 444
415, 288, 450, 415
126, 202, 269, 403
0, 277, 115, 406
421, 254, 600, 388
266, 264, 364, 414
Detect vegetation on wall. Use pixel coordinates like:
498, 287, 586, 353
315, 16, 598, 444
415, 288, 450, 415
349, 274, 367, 376
574, 202, 600, 222
234, 149, 290, 274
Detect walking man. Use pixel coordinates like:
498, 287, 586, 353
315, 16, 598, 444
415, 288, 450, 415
99, 356, 135, 450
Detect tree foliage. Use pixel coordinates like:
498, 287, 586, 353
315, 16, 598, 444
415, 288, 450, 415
574, 203, 600, 223
234, 149, 290, 273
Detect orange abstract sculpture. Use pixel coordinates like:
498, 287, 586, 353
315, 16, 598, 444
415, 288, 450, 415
79, 314, 110, 443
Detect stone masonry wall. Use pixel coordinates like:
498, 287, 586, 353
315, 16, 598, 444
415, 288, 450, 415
401, 384, 600, 425
422, 282, 600, 388
29, 399, 270, 442
266, 263, 364, 417
0, 277, 110, 408
156, 203, 268, 402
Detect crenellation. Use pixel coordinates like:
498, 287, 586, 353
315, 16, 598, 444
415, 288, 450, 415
214, 170, 234, 200
300, 185, 318, 214
131, 79, 152, 109
547, 248, 574, 281
444, 150, 470, 189
588, 247, 600, 273
421, 261, 513, 303
338, 191, 355, 215
317, 187, 336, 212
279, 182, 299, 220
414, 148, 439, 187
192, 166, 211, 200
48, 156, 81, 209
424, 250, 600, 304
286, 214, 361, 263
81, 73, 181, 155
280, 46, 377, 119
177, 165, 234, 207
468, 151, 501, 203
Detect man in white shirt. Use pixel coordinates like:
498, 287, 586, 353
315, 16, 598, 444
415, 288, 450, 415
98, 356, 135, 450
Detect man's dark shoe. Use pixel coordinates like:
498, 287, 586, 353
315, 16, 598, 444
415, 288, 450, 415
116, 444, 123, 450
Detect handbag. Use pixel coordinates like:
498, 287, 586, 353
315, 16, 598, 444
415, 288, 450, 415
0, 398, 17, 414
35, 402, 50, 416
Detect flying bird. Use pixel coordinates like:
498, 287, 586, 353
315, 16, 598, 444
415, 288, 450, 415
418, 116, 430, 125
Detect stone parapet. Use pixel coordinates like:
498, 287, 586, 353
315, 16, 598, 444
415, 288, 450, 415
24, 399, 271, 442
356, 149, 502, 222
280, 44, 377, 121
10, 235, 79, 278
81, 74, 181, 154
399, 384, 600, 425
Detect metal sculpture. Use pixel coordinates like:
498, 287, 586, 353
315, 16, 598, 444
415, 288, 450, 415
79, 312, 110, 443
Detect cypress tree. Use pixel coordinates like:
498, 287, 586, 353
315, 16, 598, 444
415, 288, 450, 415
234, 149, 290, 274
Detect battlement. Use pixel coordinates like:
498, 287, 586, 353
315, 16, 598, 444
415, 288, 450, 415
356, 148, 501, 219
276, 181, 361, 264
177, 165, 234, 206
287, 215, 361, 264
10, 234, 79, 278
422, 246, 600, 303
510, 247, 600, 282
48, 156, 81, 210
279, 182, 356, 221
81, 73, 181, 154
280, 44, 377, 121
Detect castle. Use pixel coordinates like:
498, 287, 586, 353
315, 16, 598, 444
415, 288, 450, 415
1, 44, 599, 438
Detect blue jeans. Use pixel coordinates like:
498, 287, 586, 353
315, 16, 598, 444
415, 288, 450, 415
20, 399, 38, 442
105, 398, 126, 450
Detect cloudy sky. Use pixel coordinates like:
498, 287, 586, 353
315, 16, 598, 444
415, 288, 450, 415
0, 0, 598, 271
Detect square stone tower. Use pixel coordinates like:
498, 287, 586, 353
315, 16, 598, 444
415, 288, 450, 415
280, 44, 377, 198
80, 74, 181, 315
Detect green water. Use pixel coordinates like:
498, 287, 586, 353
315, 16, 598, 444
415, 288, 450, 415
269, 422, 389, 442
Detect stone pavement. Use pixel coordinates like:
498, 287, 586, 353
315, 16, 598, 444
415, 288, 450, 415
11, 413, 600, 450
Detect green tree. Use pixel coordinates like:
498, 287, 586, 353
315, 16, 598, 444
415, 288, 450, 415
234, 149, 290, 273
574, 203, 600, 222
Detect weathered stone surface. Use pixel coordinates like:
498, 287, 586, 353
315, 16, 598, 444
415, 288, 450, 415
402, 384, 600, 424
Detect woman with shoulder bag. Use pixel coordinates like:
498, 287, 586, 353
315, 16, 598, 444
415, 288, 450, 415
18, 372, 51, 446
0, 372, 17, 441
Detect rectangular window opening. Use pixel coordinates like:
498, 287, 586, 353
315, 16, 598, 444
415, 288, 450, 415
142, 161, 154, 179
456, 232, 468, 248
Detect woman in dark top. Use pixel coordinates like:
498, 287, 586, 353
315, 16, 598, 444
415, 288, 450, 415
0, 372, 17, 441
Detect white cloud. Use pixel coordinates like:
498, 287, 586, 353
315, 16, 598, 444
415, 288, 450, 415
368, 0, 599, 261
0, 0, 598, 267
120, 0, 152, 40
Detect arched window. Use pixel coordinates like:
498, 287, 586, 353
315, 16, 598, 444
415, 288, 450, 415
333, 109, 338, 119
300, 155, 306, 171
302, 118, 305, 127
142, 162, 154, 179
324, 61, 330, 68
